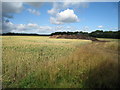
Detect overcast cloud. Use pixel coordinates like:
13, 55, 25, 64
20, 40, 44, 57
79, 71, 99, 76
2, 2, 23, 18
25, 2, 42, 8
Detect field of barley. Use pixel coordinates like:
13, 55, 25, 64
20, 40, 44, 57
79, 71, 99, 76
2, 36, 119, 88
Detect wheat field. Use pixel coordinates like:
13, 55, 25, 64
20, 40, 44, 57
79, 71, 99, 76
2, 36, 119, 88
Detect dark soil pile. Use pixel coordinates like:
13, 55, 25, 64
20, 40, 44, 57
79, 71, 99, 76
50, 34, 99, 41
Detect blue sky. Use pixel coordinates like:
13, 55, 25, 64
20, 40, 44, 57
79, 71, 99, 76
2, 2, 118, 34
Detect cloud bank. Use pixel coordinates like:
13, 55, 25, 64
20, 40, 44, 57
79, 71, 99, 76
2, 21, 83, 34
2, 21, 53, 34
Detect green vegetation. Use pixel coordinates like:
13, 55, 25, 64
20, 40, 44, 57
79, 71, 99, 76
2, 36, 119, 88
51, 30, 119, 39
2, 30, 120, 39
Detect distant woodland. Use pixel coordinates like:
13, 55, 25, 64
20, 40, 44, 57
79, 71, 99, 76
1, 30, 120, 39
51, 30, 120, 39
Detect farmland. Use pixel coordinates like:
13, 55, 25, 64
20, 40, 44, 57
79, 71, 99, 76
2, 36, 119, 88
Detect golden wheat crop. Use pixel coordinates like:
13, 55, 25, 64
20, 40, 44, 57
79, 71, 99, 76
2, 36, 119, 88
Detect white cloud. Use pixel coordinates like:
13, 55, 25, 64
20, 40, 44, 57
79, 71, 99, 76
57, 9, 79, 23
48, 8, 58, 16
27, 8, 40, 16
48, 2, 62, 15
48, 1, 88, 25
98, 25, 104, 28
50, 17, 62, 24
27, 23, 38, 27
48, 1, 88, 15
50, 9, 79, 24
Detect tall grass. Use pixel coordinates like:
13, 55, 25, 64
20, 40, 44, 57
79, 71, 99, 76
2, 36, 119, 88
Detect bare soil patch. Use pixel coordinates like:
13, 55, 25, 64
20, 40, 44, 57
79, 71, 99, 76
50, 34, 110, 42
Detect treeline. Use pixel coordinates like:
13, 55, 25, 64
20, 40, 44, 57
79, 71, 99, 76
1, 30, 120, 39
89, 30, 119, 38
51, 30, 120, 39
1, 32, 50, 36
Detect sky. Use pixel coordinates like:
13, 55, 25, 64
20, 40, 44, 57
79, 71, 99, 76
2, 1, 118, 34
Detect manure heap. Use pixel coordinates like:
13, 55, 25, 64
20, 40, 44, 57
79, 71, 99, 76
50, 34, 99, 41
